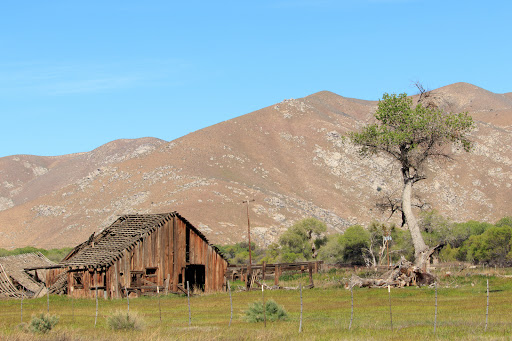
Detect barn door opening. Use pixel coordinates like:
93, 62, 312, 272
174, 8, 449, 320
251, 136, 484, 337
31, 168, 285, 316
185, 265, 205, 291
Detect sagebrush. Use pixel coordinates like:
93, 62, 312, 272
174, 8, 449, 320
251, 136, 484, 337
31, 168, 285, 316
29, 313, 59, 334
106, 311, 144, 330
245, 299, 288, 322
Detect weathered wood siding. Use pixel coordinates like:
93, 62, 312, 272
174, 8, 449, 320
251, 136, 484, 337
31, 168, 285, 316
66, 214, 227, 298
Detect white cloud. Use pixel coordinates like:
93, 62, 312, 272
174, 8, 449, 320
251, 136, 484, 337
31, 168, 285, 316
0, 59, 190, 96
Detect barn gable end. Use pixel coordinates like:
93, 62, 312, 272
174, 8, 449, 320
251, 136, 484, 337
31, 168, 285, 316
55, 212, 228, 298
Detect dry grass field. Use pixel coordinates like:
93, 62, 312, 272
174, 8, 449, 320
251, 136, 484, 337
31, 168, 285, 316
1, 268, 512, 340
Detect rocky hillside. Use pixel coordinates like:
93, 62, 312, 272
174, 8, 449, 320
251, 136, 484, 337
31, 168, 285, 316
0, 83, 511, 249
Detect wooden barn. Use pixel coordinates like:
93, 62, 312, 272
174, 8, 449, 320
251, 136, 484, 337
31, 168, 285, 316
51, 212, 228, 299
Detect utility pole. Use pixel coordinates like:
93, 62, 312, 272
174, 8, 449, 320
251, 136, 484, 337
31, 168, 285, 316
243, 199, 255, 290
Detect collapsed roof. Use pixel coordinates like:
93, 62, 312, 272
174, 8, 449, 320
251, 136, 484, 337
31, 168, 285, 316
0, 252, 54, 298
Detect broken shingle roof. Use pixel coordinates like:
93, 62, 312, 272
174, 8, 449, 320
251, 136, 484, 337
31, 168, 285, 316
62, 212, 223, 269
0, 252, 54, 298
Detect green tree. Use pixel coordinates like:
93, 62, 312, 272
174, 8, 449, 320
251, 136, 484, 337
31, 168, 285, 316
338, 225, 370, 265
279, 218, 327, 261
317, 234, 344, 263
260, 243, 281, 264
216, 242, 265, 264
318, 225, 371, 265
495, 216, 512, 228
349, 92, 474, 269
459, 226, 512, 266
448, 220, 492, 248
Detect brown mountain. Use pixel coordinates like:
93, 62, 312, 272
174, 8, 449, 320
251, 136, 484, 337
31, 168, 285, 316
1, 82, 511, 249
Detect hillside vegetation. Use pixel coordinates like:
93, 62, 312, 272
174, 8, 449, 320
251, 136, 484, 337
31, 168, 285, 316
0, 247, 72, 263
218, 214, 512, 267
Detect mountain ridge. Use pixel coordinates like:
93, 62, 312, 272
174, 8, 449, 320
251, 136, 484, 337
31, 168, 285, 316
1, 83, 511, 249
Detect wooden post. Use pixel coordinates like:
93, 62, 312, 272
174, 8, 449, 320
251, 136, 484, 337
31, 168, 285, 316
262, 261, 266, 281
20, 292, 23, 323
158, 286, 162, 322
485, 279, 489, 332
47, 289, 50, 313
299, 283, 303, 333
349, 286, 354, 330
434, 283, 438, 334
187, 281, 191, 326
228, 281, 233, 327
308, 263, 314, 287
70, 286, 74, 323
94, 287, 98, 327
125, 286, 129, 313
274, 265, 279, 286
165, 274, 170, 295
262, 285, 266, 328
243, 199, 255, 290
388, 285, 393, 332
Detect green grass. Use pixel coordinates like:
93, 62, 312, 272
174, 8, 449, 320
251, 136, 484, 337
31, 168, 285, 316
1, 271, 511, 340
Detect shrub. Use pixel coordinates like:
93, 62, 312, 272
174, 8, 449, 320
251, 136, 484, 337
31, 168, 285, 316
438, 243, 458, 262
458, 226, 512, 266
107, 311, 144, 331
279, 218, 327, 261
29, 313, 59, 334
245, 299, 288, 322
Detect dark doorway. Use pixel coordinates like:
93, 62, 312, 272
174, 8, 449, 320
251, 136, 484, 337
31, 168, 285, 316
130, 271, 143, 287
185, 264, 205, 291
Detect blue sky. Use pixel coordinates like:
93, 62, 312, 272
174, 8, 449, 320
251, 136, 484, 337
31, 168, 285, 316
1, 1, 510, 157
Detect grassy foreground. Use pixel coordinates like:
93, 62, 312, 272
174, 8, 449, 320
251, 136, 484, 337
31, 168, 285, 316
1, 270, 511, 340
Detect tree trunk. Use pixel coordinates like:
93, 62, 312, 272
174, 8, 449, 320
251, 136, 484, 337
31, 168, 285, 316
402, 179, 429, 270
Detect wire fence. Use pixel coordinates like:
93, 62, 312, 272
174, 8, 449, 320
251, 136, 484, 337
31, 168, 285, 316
1, 279, 511, 338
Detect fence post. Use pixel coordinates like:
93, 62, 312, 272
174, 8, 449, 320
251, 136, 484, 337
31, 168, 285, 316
434, 283, 438, 334
125, 286, 129, 313
388, 285, 393, 332
158, 286, 162, 322
228, 281, 233, 327
47, 289, 50, 313
70, 286, 74, 323
20, 292, 23, 323
299, 283, 303, 333
187, 281, 191, 326
349, 286, 354, 330
485, 279, 489, 332
94, 287, 98, 327
274, 265, 279, 286
262, 285, 266, 328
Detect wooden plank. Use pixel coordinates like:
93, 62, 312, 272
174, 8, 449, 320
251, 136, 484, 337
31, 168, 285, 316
172, 215, 178, 292
308, 263, 313, 287
142, 237, 147, 269
274, 265, 280, 286
159, 224, 164, 286
205, 245, 210, 291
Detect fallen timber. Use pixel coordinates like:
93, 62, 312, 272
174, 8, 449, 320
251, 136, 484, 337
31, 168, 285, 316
227, 261, 323, 290
348, 257, 436, 289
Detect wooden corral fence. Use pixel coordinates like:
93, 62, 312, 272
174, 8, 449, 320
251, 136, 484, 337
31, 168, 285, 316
227, 261, 323, 289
